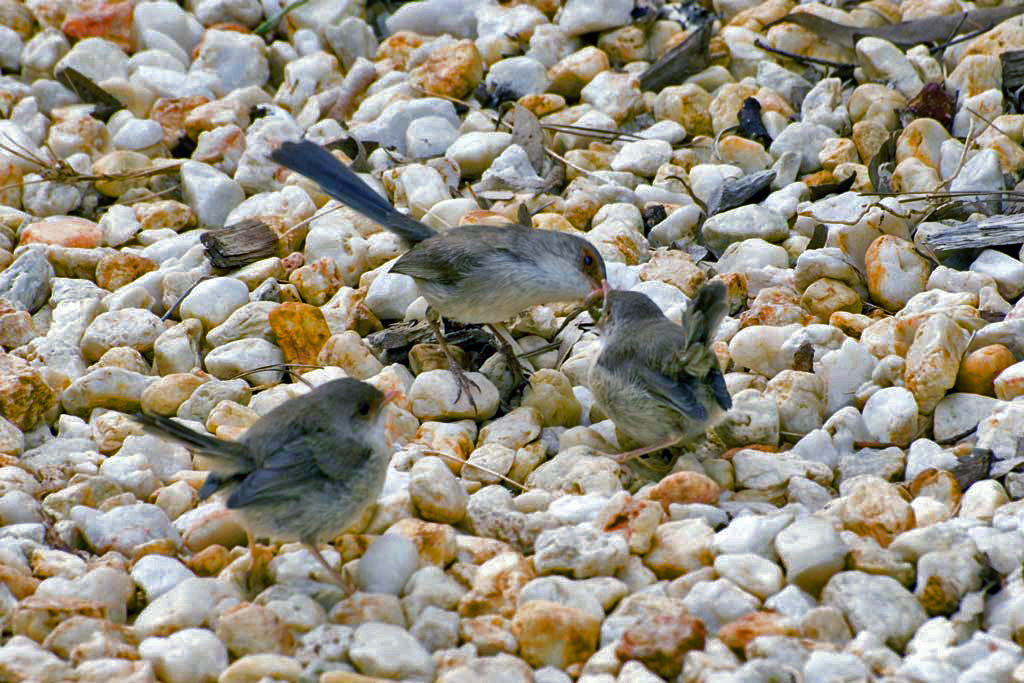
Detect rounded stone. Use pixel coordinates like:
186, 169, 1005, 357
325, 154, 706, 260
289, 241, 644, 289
955, 344, 1015, 397
80, 308, 166, 361
178, 277, 250, 330
865, 235, 930, 310
356, 533, 420, 595
862, 386, 918, 447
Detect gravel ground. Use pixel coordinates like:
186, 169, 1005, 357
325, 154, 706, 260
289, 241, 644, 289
1, 0, 1024, 682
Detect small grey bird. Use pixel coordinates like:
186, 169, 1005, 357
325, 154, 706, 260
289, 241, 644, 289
588, 283, 732, 471
271, 140, 607, 406
134, 378, 396, 586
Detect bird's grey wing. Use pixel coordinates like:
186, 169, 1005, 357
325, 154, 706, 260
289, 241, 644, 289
599, 341, 708, 421
640, 362, 707, 421
390, 229, 504, 286
227, 429, 372, 508
226, 438, 320, 508
708, 369, 732, 411
310, 433, 374, 481
227, 462, 318, 508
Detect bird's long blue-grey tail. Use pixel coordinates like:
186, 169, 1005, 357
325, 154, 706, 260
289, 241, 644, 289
133, 412, 249, 462
271, 140, 437, 245
133, 412, 252, 501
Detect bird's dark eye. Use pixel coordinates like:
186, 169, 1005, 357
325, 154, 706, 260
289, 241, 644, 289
583, 253, 593, 266
358, 402, 371, 416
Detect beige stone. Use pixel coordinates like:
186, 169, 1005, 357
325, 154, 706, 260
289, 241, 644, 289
839, 477, 915, 547
904, 313, 971, 414
644, 519, 715, 578
896, 118, 949, 170
547, 47, 610, 99
994, 361, 1024, 401
513, 600, 600, 670
865, 235, 931, 310
954, 344, 1015, 396
653, 84, 712, 136
409, 40, 483, 100
800, 277, 862, 320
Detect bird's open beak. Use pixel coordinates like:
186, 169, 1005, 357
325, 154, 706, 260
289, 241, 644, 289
600, 281, 611, 323
585, 279, 609, 308
583, 280, 610, 325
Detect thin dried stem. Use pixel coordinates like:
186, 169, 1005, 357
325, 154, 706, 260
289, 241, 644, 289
420, 448, 530, 491
544, 147, 606, 183
941, 117, 976, 191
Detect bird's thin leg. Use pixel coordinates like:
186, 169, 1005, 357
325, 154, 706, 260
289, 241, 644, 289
426, 309, 480, 411
243, 533, 273, 595
488, 323, 531, 389
610, 436, 682, 464
305, 542, 354, 594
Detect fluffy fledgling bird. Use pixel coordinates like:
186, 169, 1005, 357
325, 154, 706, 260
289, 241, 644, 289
270, 140, 607, 405
588, 283, 732, 473
134, 378, 396, 586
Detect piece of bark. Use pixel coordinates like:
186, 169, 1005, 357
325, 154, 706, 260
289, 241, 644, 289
365, 320, 494, 362
1002, 49, 1024, 92
922, 214, 1024, 250
200, 219, 280, 269
707, 170, 776, 215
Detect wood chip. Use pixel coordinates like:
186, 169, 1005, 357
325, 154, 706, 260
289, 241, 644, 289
200, 219, 279, 269
1002, 49, 1024, 92
707, 170, 776, 215
921, 213, 1024, 250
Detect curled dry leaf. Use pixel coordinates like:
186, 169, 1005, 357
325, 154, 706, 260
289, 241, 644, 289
779, 6, 1024, 50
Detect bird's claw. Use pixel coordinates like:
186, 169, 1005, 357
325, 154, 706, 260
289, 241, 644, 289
503, 345, 530, 392
610, 437, 682, 464
449, 360, 481, 413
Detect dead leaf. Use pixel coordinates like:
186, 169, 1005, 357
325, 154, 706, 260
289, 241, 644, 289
781, 6, 1024, 49
639, 21, 712, 93
793, 341, 814, 372
512, 103, 546, 175
516, 202, 532, 227
808, 172, 856, 201
707, 170, 776, 215
737, 97, 771, 147
642, 204, 667, 235
906, 82, 955, 129
55, 66, 123, 122
807, 223, 828, 250
867, 131, 897, 195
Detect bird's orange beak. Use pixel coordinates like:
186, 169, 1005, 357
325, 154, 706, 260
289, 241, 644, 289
382, 390, 402, 407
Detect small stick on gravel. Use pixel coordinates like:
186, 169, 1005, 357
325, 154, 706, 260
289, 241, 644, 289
227, 364, 325, 389
420, 449, 530, 491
